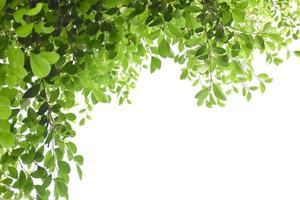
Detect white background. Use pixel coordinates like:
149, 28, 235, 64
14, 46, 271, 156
69, 47, 300, 200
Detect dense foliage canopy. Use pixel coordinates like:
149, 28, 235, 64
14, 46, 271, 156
0, 0, 300, 199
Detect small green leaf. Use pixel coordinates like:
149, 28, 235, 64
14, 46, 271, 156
79, 118, 85, 126
195, 87, 209, 104
294, 51, 300, 57
34, 22, 55, 34
31, 167, 47, 179
180, 69, 188, 80
158, 39, 171, 58
213, 83, 227, 100
8, 46, 24, 68
76, 165, 83, 180
0, 120, 9, 132
150, 56, 161, 73
246, 92, 252, 101
67, 142, 77, 154
37, 102, 49, 115
215, 55, 229, 66
213, 47, 226, 55
7, 167, 18, 179
39, 52, 60, 64
26, 3, 43, 16
0, 96, 11, 119
232, 8, 245, 23
66, 113, 77, 121
0, 131, 14, 148
58, 161, 71, 175
260, 82, 266, 93
255, 35, 265, 49
55, 179, 68, 197
74, 155, 84, 165
263, 22, 272, 33
15, 23, 34, 38
249, 86, 258, 91
30, 54, 51, 78
195, 45, 206, 57
274, 58, 283, 65
22, 84, 40, 98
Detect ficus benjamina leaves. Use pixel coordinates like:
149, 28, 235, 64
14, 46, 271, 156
0, 0, 300, 198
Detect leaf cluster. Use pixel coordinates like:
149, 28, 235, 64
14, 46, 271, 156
0, 0, 300, 199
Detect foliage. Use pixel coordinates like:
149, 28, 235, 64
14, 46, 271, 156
0, 0, 300, 199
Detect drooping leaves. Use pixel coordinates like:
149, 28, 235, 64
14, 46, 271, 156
0, 0, 299, 199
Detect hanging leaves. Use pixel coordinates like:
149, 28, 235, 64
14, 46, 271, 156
0, 0, 299, 198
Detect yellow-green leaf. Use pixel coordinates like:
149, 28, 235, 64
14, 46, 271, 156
0, 0, 6, 11
26, 3, 43, 16
0, 96, 11, 119
30, 54, 51, 78
15, 23, 34, 38
158, 39, 171, 58
0, 131, 14, 148
213, 83, 227, 100
39, 52, 60, 64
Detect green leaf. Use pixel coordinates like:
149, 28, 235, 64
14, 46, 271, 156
76, 165, 83, 180
58, 161, 71, 175
180, 69, 188, 80
31, 167, 47, 179
15, 23, 34, 38
21, 148, 35, 164
150, 56, 161, 73
260, 82, 266, 93
158, 39, 171, 58
195, 87, 209, 103
23, 177, 34, 194
55, 179, 68, 197
34, 22, 55, 34
246, 92, 252, 101
183, 12, 197, 29
255, 35, 265, 49
44, 151, 55, 171
79, 118, 85, 126
195, 45, 206, 57
79, 1, 91, 13
294, 51, 300, 57
30, 54, 51, 78
74, 155, 84, 165
23, 84, 40, 98
215, 55, 229, 66
232, 8, 245, 23
26, 3, 43, 16
213, 47, 226, 55
39, 52, 60, 64
213, 83, 227, 100
0, 120, 9, 132
8, 46, 24, 68
0, 96, 11, 119
263, 22, 272, 33
0, 131, 14, 148
0, 0, 6, 11
66, 113, 76, 121
103, 0, 118, 8
8, 167, 18, 179
37, 102, 49, 115
67, 142, 77, 154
